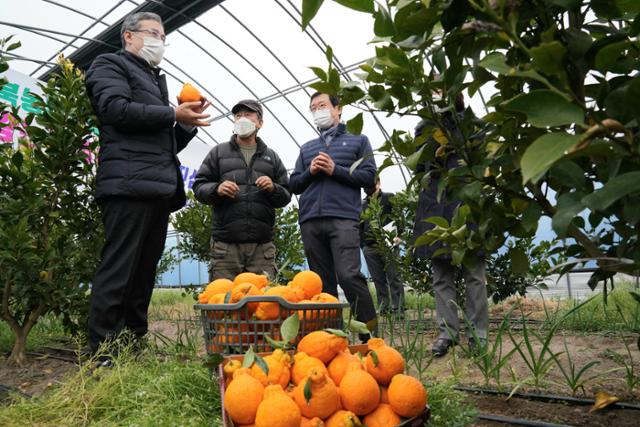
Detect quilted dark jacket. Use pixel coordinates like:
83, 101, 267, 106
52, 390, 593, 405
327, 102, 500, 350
192, 136, 291, 243
85, 50, 196, 211
289, 123, 377, 224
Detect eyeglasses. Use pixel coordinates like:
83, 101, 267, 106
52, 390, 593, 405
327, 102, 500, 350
131, 28, 167, 44
309, 101, 331, 113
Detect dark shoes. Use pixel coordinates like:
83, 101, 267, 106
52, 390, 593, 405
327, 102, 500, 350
431, 338, 455, 357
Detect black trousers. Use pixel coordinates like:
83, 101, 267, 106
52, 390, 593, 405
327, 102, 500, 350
88, 197, 170, 353
300, 218, 377, 324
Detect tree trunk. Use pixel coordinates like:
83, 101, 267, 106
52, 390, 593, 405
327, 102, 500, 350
7, 330, 27, 366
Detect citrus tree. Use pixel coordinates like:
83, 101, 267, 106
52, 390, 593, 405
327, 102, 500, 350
302, 0, 640, 294
0, 40, 102, 365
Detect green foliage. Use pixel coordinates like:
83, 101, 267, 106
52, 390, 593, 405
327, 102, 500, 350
0, 43, 102, 365
425, 380, 477, 427
171, 192, 212, 264
486, 238, 565, 303
552, 283, 640, 333
303, 0, 640, 294
273, 205, 306, 282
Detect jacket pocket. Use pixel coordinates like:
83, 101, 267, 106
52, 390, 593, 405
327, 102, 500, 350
263, 242, 276, 260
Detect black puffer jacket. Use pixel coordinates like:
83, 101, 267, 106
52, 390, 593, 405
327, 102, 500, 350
193, 136, 291, 243
85, 50, 196, 211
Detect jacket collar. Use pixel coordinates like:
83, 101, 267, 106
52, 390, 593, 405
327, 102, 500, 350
122, 50, 160, 75
229, 135, 267, 154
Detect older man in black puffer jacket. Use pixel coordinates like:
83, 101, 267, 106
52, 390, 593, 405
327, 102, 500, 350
193, 100, 291, 280
85, 12, 210, 357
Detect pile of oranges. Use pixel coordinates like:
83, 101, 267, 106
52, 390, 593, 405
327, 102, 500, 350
222, 331, 428, 427
197, 270, 339, 322
197, 271, 343, 351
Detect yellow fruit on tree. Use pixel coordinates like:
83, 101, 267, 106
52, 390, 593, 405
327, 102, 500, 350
293, 368, 341, 419
292, 352, 327, 385
339, 369, 380, 416
325, 410, 361, 427
364, 338, 404, 385
224, 368, 264, 425
255, 384, 301, 427
297, 330, 348, 364
387, 374, 428, 418
362, 403, 401, 427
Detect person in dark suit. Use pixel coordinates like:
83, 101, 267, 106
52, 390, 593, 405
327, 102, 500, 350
289, 92, 378, 339
360, 178, 405, 316
413, 94, 488, 357
85, 12, 210, 357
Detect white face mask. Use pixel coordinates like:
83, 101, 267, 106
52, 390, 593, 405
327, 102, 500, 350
234, 117, 257, 138
312, 108, 334, 130
137, 36, 165, 67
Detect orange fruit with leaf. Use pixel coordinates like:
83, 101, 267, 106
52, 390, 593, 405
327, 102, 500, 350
250, 348, 292, 388
364, 338, 404, 385
293, 367, 341, 419
292, 352, 327, 385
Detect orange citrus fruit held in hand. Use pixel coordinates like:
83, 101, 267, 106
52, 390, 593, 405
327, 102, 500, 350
179, 82, 202, 102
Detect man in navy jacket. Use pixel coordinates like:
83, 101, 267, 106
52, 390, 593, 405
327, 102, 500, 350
85, 12, 210, 357
290, 92, 377, 336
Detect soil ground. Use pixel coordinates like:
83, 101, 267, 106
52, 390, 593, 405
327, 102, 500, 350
1, 300, 638, 426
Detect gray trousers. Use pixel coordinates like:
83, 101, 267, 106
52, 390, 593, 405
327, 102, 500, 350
208, 240, 276, 281
432, 256, 488, 341
363, 244, 404, 312
301, 218, 377, 323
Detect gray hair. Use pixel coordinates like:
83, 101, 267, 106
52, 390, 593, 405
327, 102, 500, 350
121, 12, 163, 47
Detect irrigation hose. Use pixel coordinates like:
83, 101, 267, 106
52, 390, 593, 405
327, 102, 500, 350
456, 386, 640, 411
477, 413, 574, 427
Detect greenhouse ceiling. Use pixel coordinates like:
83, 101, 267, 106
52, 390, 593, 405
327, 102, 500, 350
1, 0, 444, 190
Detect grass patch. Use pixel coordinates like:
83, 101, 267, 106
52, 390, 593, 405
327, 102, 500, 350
149, 289, 198, 321
551, 284, 640, 333
0, 351, 220, 427
426, 380, 477, 426
405, 290, 435, 310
